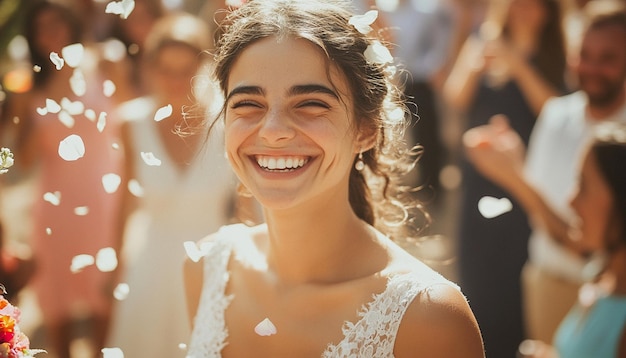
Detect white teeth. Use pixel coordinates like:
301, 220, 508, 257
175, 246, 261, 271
256, 156, 308, 170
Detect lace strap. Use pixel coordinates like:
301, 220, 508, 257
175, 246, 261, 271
186, 227, 235, 358
324, 271, 458, 357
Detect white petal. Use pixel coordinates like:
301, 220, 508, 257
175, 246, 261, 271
36, 107, 48, 116
348, 10, 378, 34
70, 254, 94, 273
61, 43, 84, 68
46, 98, 61, 113
58, 110, 76, 128
74, 206, 89, 216
113, 283, 130, 301
128, 179, 144, 197
46, 227, 52, 235
254, 318, 277, 336
102, 173, 121, 193
60, 97, 85, 115
140, 152, 162, 166
96, 247, 118, 272
85, 109, 96, 121
58, 134, 85, 161
103, 80, 116, 97
364, 41, 393, 64
33, 65, 41, 73
101, 347, 124, 358
105, 0, 135, 19
49, 52, 64, 70
477, 196, 513, 219
154, 104, 173, 122
178, 343, 187, 350
112, 142, 120, 150
43, 191, 61, 206
97, 112, 107, 132
70, 69, 87, 96
183, 241, 212, 263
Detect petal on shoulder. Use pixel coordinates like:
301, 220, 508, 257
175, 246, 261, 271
394, 283, 485, 358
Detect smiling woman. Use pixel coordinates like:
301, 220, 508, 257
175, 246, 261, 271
184, 1, 484, 357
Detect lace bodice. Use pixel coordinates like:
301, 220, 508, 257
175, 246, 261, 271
187, 225, 458, 358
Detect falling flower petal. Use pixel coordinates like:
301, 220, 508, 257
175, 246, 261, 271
70, 254, 94, 273
140, 152, 161, 166
255, 318, 277, 336
101, 347, 124, 358
103, 80, 116, 97
49, 52, 64, 70
102, 173, 121, 193
58, 134, 85, 161
96, 247, 118, 272
478, 196, 512, 219
184, 241, 213, 263
112, 142, 120, 150
58, 110, 75, 128
348, 10, 378, 34
61, 43, 84, 68
178, 343, 187, 350
128, 179, 144, 197
46, 98, 61, 113
36, 107, 48, 116
85, 109, 96, 121
105, 0, 135, 19
33, 65, 41, 73
70, 69, 86, 96
154, 104, 173, 122
60, 97, 84, 115
97, 112, 107, 132
113, 283, 130, 301
74, 206, 89, 216
46, 227, 52, 235
364, 41, 393, 64
225, 0, 246, 6
43, 191, 61, 206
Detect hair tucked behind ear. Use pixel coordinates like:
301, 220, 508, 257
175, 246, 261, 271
207, 0, 428, 240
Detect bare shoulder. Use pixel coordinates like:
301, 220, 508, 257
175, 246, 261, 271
184, 223, 260, 322
394, 281, 484, 358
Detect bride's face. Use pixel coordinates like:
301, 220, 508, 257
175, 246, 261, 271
223, 36, 361, 211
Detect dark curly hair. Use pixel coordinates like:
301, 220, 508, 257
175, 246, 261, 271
206, 0, 427, 240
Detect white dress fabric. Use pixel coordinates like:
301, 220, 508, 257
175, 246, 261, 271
108, 97, 236, 358
187, 224, 459, 358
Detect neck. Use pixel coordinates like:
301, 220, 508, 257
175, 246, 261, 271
587, 88, 626, 120
608, 247, 626, 295
262, 194, 383, 285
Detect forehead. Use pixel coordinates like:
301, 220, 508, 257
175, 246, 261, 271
227, 36, 350, 97
582, 25, 626, 55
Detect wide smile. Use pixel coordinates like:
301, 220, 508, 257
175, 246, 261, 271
254, 155, 311, 172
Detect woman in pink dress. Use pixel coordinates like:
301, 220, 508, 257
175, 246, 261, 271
2, 1, 124, 357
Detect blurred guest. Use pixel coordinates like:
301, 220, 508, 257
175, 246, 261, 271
443, 0, 567, 356
100, 0, 166, 104
377, 0, 456, 204
463, 7, 626, 345
0, 1, 125, 357
106, 12, 237, 357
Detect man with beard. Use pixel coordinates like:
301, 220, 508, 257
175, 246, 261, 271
461, 6, 626, 346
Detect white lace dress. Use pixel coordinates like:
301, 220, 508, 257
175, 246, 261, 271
187, 225, 459, 358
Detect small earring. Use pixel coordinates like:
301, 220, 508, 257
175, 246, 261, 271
355, 151, 365, 171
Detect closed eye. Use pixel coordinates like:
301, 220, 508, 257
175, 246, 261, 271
230, 100, 263, 109
297, 100, 331, 109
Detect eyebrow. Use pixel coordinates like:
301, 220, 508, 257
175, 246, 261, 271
226, 84, 339, 103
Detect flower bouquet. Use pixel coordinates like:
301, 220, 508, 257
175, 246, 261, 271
0, 285, 45, 358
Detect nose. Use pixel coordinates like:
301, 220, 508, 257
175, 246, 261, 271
258, 108, 296, 144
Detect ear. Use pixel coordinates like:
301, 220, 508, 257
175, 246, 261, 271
354, 124, 378, 153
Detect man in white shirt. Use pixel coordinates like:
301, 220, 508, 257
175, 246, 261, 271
463, 7, 626, 344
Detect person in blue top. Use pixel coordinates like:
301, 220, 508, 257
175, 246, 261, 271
469, 121, 626, 357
